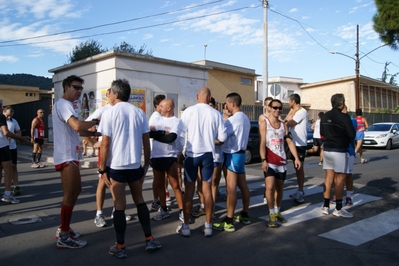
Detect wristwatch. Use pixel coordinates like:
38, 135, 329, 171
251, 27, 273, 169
97, 169, 106, 175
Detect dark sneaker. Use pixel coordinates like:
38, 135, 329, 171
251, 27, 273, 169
176, 223, 191, 237
145, 239, 162, 251
192, 206, 205, 218
12, 186, 21, 196
233, 214, 251, 225
56, 237, 87, 249
2, 194, 20, 204
212, 221, 235, 232
151, 200, 160, 211
345, 197, 353, 206
109, 244, 127, 259
276, 212, 287, 223
153, 209, 170, 221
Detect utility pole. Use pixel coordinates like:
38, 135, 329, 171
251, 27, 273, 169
204, 44, 208, 61
262, 0, 268, 101
355, 24, 360, 110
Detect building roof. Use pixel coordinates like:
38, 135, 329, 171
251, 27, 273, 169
300, 75, 399, 90
49, 50, 211, 73
191, 60, 257, 76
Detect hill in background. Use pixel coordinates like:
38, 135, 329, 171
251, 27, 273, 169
0, 73, 53, 90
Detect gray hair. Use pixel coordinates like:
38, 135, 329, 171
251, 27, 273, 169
111, 79, 131, 102
330, 93, 345, 108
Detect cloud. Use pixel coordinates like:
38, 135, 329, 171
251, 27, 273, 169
289, 8, 298, 13
0, 55, 18, 62
160, 39, 170, 42
143, 34, 153, 40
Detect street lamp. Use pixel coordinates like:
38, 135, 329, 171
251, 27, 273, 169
329, 25, 387, 110
204, 44, 208, 60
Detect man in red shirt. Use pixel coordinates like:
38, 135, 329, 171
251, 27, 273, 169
30, 109, 45, 168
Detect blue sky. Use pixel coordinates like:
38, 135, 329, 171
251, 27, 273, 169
0, 0, 398, 83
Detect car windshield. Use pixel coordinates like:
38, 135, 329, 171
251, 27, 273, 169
367, 124, 392, 132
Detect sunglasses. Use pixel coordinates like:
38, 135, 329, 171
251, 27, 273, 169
71, 85, 84, 91
271, 106, 283, 110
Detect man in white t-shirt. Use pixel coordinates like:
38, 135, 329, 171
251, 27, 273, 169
149, 98, 184, 223
284, 93, 308, 203
213, 93, 251, 233
148, 94, 166, 211
98, 79, 161, 259
52, 75, 99, 249
177, 87, 226, 237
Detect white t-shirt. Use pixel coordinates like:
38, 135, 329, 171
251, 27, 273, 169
52, 98, 82, 164
151, 116, 183, 158
98, 101, 149, 170
223, 111, 251, 154
7, 118, 20, 150
288, 107, 308, 146
86, 104, 112, 122
0, 114, 9, 148
313, 119, 321, 139
148, 111, 161, 126
181, 103, 226, 158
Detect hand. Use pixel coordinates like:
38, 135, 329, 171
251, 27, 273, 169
261, 160, 268, 173
150, 126, 156, 131
101, 172, 112, 188
30, 138, 34, 144
294, 160, 301, 170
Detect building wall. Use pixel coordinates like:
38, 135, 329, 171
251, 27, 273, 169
301, 81, 355, 111
207, 69, 254, 105
0, 84, 40, 105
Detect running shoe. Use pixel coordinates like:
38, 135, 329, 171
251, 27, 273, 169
267, 214, 278, 228
145, 239, 162, 251
263, 197, 267, 204
212, 221, 235, 232
202, 224, 213, 237
192, 206, 205, 217
12, 186, 21, 196
361, 158, 368, 164
345, 197, 353, 206
290, 191, 304, 203
276, 212, 287, 223
176, 223, 191, 237
31, 163, 39, 168
153, 209, 170, 221
109, 244, 127, 259
179, 211, 194, 223
94, 214, 107, 227
318, 161, 323, 166
233, 214, 251, 225
55, 227, 81, 239
56, 237, 87, 249
2, 194, 20, 204
37, 163, 45, 168
151, 200, 160, 211
333, 208, 353, 218
165, 190, 171, 201
321, 206, 330, 215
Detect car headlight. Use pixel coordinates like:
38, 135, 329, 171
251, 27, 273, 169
376, 134, 388, 138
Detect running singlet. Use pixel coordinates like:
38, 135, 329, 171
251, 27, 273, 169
265, 118, 286, 170
34, 117, 45, 139
355, 116, 365, 132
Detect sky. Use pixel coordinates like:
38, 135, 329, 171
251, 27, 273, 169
0, 0, 398, 84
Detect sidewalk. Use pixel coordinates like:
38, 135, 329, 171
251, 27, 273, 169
17, 142, 98, 168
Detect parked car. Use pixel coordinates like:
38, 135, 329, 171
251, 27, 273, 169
363, 122, 399, 150
245, 120, 260, 164
306, 124, 314, 150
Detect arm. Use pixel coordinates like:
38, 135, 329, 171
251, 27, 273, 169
30, 118, 38, 144
99, 135, 111, 187
363, 117, 369, 129
259, 118, 268, 173
285, 124, 301, 169
66, 116, 97, 133
311, 121, 316, 131
150, 131, 177, 143
1, 125, 26, 143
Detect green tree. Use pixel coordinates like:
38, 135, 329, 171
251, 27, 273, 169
113, 42, 152, 55
373, 0, 399, 50
68, 40, 106, 63
381, 62, 398, 85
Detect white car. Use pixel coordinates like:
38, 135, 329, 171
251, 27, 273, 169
363, 122, 399, 150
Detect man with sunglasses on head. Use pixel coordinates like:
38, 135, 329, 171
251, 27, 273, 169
53, 75, 98, 249
30, 109, 45, 168
284, 93, 308, 203
260, 100, 301, 227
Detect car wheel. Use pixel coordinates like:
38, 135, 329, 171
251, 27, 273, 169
386, 139, 392, 150
245, 148, 253, 164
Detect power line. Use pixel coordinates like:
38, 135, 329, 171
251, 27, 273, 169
0, 0, 224, 44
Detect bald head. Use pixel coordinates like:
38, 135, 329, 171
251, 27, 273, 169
197, 87, 211, 104
37, 109, 44, 118
160, 98, 175, 117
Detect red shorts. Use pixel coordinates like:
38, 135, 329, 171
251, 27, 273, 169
55, 161, 80, 171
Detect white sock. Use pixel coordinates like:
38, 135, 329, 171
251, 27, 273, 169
346, 191, 353, 198
200, 204, 204, 209
96, 210, 103, 216
274, 206, 280, 213
269, 209, 276, 215
4, 191, 11, 196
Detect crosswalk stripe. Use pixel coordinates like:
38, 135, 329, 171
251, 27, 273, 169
258, 193, 381, 226
318, 208, 399, 246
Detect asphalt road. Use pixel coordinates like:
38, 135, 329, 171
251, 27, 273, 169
0, 147, 398, 266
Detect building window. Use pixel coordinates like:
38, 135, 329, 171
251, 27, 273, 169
25, 93, 36, 97
241, 77, 252, 85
